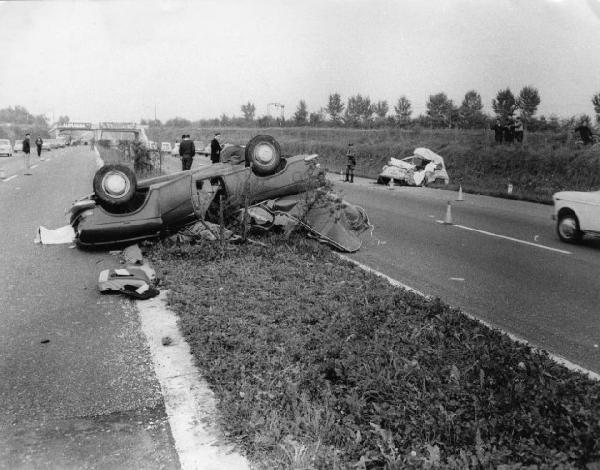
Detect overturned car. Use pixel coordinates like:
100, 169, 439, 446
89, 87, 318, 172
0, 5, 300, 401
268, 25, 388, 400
70, 135, 326, 247
377, 148, 449, 187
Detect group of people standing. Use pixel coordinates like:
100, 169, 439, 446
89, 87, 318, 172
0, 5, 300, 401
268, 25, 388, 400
21, 133, 45, 169
491, 116, 524, 144
178, 132, 223, 171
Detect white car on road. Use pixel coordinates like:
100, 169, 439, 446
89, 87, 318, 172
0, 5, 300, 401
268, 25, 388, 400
160, 142, 172, 153
0, 139, 13, 157
553, 190, 600, 243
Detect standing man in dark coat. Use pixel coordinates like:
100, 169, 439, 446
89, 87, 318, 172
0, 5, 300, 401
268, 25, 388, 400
35, 136, 43, 158
178, 134, 195, 171
491, 119, 504, 144
210, 132, 222, 164
22, 133, 31, 169
575, 124, 594, 145
345, 143, 356, 183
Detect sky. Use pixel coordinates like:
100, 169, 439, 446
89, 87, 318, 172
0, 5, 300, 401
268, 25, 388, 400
1, 0, 600, 123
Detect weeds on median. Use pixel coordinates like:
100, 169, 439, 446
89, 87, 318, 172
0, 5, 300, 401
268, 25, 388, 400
149, 235, 600, 469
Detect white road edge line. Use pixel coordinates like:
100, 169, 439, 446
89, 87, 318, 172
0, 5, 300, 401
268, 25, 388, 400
337, 254, 600, 382
136, 291, 250, 470
436, 221, 572, 255
2, 175, 17, 182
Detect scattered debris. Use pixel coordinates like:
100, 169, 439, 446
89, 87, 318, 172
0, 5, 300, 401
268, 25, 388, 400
40, 339, 50, 344
123, 244, 144, 264
34, 225, 75, 245
98, 267, 159, 300
161, 336, 172, 346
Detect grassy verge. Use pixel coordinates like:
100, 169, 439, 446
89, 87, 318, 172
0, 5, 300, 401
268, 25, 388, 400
145, 126, 600, 204
148, 234, 600, 469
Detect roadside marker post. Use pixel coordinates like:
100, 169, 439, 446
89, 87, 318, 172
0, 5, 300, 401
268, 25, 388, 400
507, 183, 513, 195
0, 168, 5, 179
456, 185, 464, 201
443, 201, 453, 224
340, 170, 344, 181
388, 178, 394, 190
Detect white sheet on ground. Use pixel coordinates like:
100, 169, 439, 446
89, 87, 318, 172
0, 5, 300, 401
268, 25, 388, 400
35, 225, 76, 244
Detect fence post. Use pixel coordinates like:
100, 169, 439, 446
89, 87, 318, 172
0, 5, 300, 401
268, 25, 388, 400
219, 195, 225, 257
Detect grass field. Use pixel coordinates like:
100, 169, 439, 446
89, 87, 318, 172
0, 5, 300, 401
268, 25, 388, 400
146, 127, 600, 203
149, 234, 600, 469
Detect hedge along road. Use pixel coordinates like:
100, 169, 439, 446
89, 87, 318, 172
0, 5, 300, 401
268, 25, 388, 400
334, 176, 600, 374
0, 146, 179, 469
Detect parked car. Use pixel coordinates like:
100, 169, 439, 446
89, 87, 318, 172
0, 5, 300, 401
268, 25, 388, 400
0, 139, 13, 157
552, 190, 600, 243
377, 148, 449, 186
146, 141, 158, 151
70, 135, 325, 247
160, 142, 172, 153
13, 141, 23, 153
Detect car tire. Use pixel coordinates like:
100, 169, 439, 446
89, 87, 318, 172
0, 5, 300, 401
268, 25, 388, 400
556, 211, 582, 243
220, 145, 245, 164
245, 135, 282, 175
93, 164, 137, 206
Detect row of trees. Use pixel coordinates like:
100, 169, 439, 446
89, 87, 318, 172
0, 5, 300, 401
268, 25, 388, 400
140, 89, 600, 132
0, 106, 51, 128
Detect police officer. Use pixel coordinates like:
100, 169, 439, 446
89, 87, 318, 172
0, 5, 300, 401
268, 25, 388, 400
210, 132, 222, 164
345, 143, 356, 183
178, 134, 195, 171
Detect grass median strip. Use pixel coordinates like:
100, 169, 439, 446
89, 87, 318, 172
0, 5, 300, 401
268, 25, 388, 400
148, 234, 600, 469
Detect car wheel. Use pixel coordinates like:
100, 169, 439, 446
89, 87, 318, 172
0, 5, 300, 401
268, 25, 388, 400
245, 135, 282, 175
556, 212, 582, 243
93, 164, 137, 206
220, 145, 245, 164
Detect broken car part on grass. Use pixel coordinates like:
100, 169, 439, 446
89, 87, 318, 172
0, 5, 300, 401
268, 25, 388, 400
70, 135, 371, 252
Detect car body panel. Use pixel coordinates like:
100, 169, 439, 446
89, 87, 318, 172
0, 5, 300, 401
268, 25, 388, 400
71, 154, 322, 247
553, 190, 600, 233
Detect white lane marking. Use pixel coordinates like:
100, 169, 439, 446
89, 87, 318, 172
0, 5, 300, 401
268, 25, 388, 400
136, 291, 250, 470
337, 253, 600, 382
31, 164, 39, 169
450, 277, 465, 281
3, 175, 17, 182
453, 223, 571, 255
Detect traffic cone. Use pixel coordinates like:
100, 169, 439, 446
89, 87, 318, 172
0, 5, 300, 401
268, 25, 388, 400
388, 178, 394, 190
443, 201, 453, 224
456, 185, 464, 201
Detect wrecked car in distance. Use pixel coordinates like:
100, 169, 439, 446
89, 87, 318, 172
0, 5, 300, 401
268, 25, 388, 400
70, 135, 325, 247
377, 148, 449, 187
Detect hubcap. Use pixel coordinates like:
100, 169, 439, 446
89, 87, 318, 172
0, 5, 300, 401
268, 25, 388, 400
254, 143, 275, 165
103, 172, 130, 198
559, 217, 577, 239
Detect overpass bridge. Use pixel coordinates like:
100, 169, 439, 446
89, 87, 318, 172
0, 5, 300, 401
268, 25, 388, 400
49, 122, 149, 144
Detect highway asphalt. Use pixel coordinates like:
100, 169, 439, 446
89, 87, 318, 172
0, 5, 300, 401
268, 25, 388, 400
0, 148, 179, 469
333, 175, 600, 374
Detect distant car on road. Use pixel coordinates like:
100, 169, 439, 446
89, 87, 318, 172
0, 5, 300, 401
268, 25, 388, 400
0, 139, 13, 157
160, 142, 172, 153
13, 141, 22, 153
553, 190, 600, 243
377, 148, 449, 186
69, 135, 324, 247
